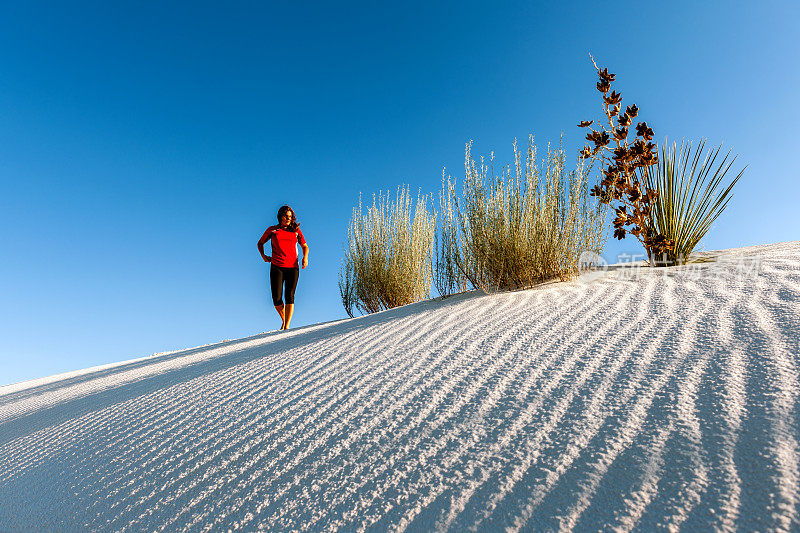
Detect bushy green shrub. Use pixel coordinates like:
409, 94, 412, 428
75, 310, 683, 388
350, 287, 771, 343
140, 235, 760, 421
339, 186, 436, 317
436, 135, 607, 294
641, 139, 744, 265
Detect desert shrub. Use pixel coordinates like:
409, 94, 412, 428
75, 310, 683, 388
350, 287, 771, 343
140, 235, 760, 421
434, 169, 471, 297
339, 186, 436, 317
641, 139, 744, 265
436, 135, 607, 294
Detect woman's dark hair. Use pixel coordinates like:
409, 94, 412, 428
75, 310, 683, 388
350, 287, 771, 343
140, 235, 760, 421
277, 204, 299, 231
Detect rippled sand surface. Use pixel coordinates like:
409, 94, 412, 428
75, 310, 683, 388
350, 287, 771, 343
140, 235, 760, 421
1, 241, 798, 531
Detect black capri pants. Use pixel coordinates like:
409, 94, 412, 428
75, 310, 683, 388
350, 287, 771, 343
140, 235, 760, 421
270, 265, 299, 306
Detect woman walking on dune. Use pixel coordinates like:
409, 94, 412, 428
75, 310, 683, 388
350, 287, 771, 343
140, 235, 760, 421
258, 205, 309, 330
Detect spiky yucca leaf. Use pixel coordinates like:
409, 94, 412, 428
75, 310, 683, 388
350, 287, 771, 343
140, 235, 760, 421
642, 140, 744, 264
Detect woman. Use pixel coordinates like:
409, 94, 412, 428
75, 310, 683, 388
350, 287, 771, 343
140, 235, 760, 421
258, 205, 309, 330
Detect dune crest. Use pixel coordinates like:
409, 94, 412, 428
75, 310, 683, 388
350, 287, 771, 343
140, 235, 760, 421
1, 242, 799, 531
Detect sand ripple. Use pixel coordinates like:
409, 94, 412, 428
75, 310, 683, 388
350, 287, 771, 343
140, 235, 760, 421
1, 242, 798, 531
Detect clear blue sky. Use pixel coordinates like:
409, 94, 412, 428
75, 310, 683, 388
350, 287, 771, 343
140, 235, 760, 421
2, 1, 798, 386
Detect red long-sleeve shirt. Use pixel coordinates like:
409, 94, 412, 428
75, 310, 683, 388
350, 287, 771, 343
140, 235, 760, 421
259, 225, 307, 268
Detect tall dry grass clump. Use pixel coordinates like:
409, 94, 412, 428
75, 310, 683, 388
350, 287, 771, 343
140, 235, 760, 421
436, 135, 606, 295
339, 186, 436, 317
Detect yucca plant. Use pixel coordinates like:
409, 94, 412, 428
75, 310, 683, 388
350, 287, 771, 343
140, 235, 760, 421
641, 139, 744, 265
339, 186, 436, 317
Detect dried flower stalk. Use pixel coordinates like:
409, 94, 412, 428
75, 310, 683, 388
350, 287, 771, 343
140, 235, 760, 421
580, 55, 674, 259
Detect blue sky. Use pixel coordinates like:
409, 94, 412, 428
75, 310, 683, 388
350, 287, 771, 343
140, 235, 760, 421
1, 1, 798, 386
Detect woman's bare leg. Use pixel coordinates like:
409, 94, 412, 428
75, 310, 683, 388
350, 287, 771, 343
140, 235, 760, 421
274, 304, 285, 329
283, 304, 294, 330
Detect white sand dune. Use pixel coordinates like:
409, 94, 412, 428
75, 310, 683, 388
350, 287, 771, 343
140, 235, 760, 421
1, 241, 799, 531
